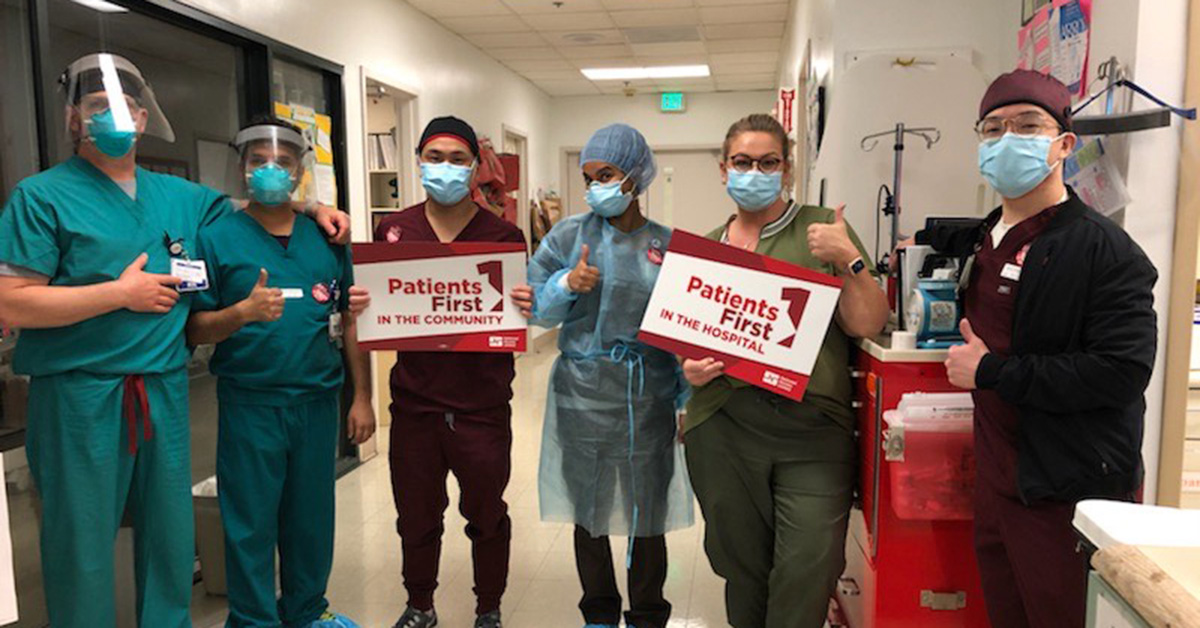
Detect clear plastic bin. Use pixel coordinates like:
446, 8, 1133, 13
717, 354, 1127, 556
884, 393, 976, 521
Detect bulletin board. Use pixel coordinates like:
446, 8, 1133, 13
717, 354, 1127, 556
1018, 0, 1093, 100
274, 101, 339, 206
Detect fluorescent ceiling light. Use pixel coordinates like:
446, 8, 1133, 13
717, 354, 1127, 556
70, 0, 129, 12
581, 65, 710, 81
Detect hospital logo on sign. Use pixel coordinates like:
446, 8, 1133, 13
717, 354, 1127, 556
488, 335, 519, 349
762, 371, 780, 386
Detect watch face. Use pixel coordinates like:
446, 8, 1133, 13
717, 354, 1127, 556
851, 259, 866, 274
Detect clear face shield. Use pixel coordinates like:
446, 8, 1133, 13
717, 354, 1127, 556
233, 125, 310, 206
61, 53, 174, 156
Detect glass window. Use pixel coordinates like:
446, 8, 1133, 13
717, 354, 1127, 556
0, 0, 39, 205
44, 0, 245, 196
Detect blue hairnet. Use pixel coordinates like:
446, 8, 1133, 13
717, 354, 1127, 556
580, 124, 658, 194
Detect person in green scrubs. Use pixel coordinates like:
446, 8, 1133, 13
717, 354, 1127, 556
681, 114, 890, 628
187, 118, 374, 628
0, 54, 350, 628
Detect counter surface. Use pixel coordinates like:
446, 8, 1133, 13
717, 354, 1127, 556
855, 334, 950, 364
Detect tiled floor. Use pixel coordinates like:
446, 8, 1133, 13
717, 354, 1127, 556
192, 347, 731, 627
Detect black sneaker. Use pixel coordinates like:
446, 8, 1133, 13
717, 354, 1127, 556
474, 610, 502, 628
392, 607, 438, 628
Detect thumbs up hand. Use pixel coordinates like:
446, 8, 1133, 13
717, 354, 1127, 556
945, 319, 990, 390
807, 204, 858, 269
238, 268, 285, 323
567, 244, 601, 294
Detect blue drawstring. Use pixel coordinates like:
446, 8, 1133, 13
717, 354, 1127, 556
609, 342, 644, 570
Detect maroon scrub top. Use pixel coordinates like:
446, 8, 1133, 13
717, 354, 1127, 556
965, 204, 1060, 498
374, 202, 526, 414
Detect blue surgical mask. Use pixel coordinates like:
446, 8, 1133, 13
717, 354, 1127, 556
978, 133, 1064, 199
87, 109, 137, 158
421, 162, 473, 206
726, 170, 782, 212
247, 163, 295, 206
586, 178, 633, 218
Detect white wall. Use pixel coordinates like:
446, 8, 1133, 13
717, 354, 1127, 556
1087, 0, 1189, 504
548, 90, 777, 192
178, 0, 553, 242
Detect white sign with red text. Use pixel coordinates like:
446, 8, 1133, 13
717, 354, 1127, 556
638, 230, 842, 401
352, 242, 528, 352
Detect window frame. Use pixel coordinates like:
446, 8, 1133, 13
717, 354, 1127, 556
24, 0, 350, 211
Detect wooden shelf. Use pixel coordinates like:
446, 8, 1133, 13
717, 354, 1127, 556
369, 170, 398, 175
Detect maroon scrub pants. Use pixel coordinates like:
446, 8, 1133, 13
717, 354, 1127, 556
389, 406, 513, 615
973, 486, 1087, 628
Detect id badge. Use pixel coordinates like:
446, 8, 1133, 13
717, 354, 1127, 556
170, 258, 209, 292
328, 312, 344, 346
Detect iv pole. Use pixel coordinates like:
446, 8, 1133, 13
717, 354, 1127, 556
860, 123, 941, 263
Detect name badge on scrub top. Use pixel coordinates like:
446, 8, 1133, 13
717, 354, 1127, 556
170, 259, 209, 292
1001, 263, 1022, 282
280, 288, 305, 299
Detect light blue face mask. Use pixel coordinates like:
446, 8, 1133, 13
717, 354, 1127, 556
586, 178, 634, 218
87, 109, 137, 158
726, 170, 782, 212
247, 163, 295, 206
421, 162, 473, 206
978, 133, 1064, 199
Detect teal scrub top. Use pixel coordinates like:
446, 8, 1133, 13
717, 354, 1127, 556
0, 156, 232, 377
193, 211, 353, 406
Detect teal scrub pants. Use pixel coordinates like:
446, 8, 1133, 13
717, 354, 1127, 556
26, 369, 194, 628
218, 394, 338, 628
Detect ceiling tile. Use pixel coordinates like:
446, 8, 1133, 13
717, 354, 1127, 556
467, 31, 549, 48
440, 15, 531, 34
490, 46, 562, 60
503, 57, 578, 71
519, 68, 590, 80
703, 22, 786, 40
709, 51, 779, 65
502, 0, 605, 13
534, 80, 603, 96
542, 29, 627, 46
695, 0, 787, 5
568, 57, 640, 69
601, 0, 693, 9
633, 54, 710, 67
407, 0, 513, 18
557, 44, 635, 58
610, 8, 701, 28
700, 4, 789, 25
522, 11, 614, 30
629, 41, 707, 56
705, 38, 782, 53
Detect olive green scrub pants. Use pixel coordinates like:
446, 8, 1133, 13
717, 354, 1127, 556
685, 387, 855, 628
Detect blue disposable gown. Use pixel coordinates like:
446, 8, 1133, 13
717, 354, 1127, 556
530, 212, 693, 538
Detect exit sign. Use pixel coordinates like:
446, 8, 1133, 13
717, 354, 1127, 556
661, 92, 686, 113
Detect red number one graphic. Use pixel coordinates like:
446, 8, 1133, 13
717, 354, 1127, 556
777, 286, 810, 348
477, 260, 505, 312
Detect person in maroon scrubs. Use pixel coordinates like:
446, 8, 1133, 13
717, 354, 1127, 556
917, 71, 1157, 628
373, 117, 528, 628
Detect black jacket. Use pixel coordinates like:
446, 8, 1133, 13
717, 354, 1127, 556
916, 188, 1157, 504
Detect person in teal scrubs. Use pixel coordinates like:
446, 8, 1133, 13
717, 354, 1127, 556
187, 117, 374, 628
0, 54, 351, 628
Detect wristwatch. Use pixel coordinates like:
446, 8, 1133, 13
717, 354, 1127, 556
846, 256, 867, 276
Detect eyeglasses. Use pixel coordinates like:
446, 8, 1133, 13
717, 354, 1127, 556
728, 154, 785, 174
975, 112, 1062, 142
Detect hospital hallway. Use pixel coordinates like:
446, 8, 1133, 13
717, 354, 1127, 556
190, 344, 739, 628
